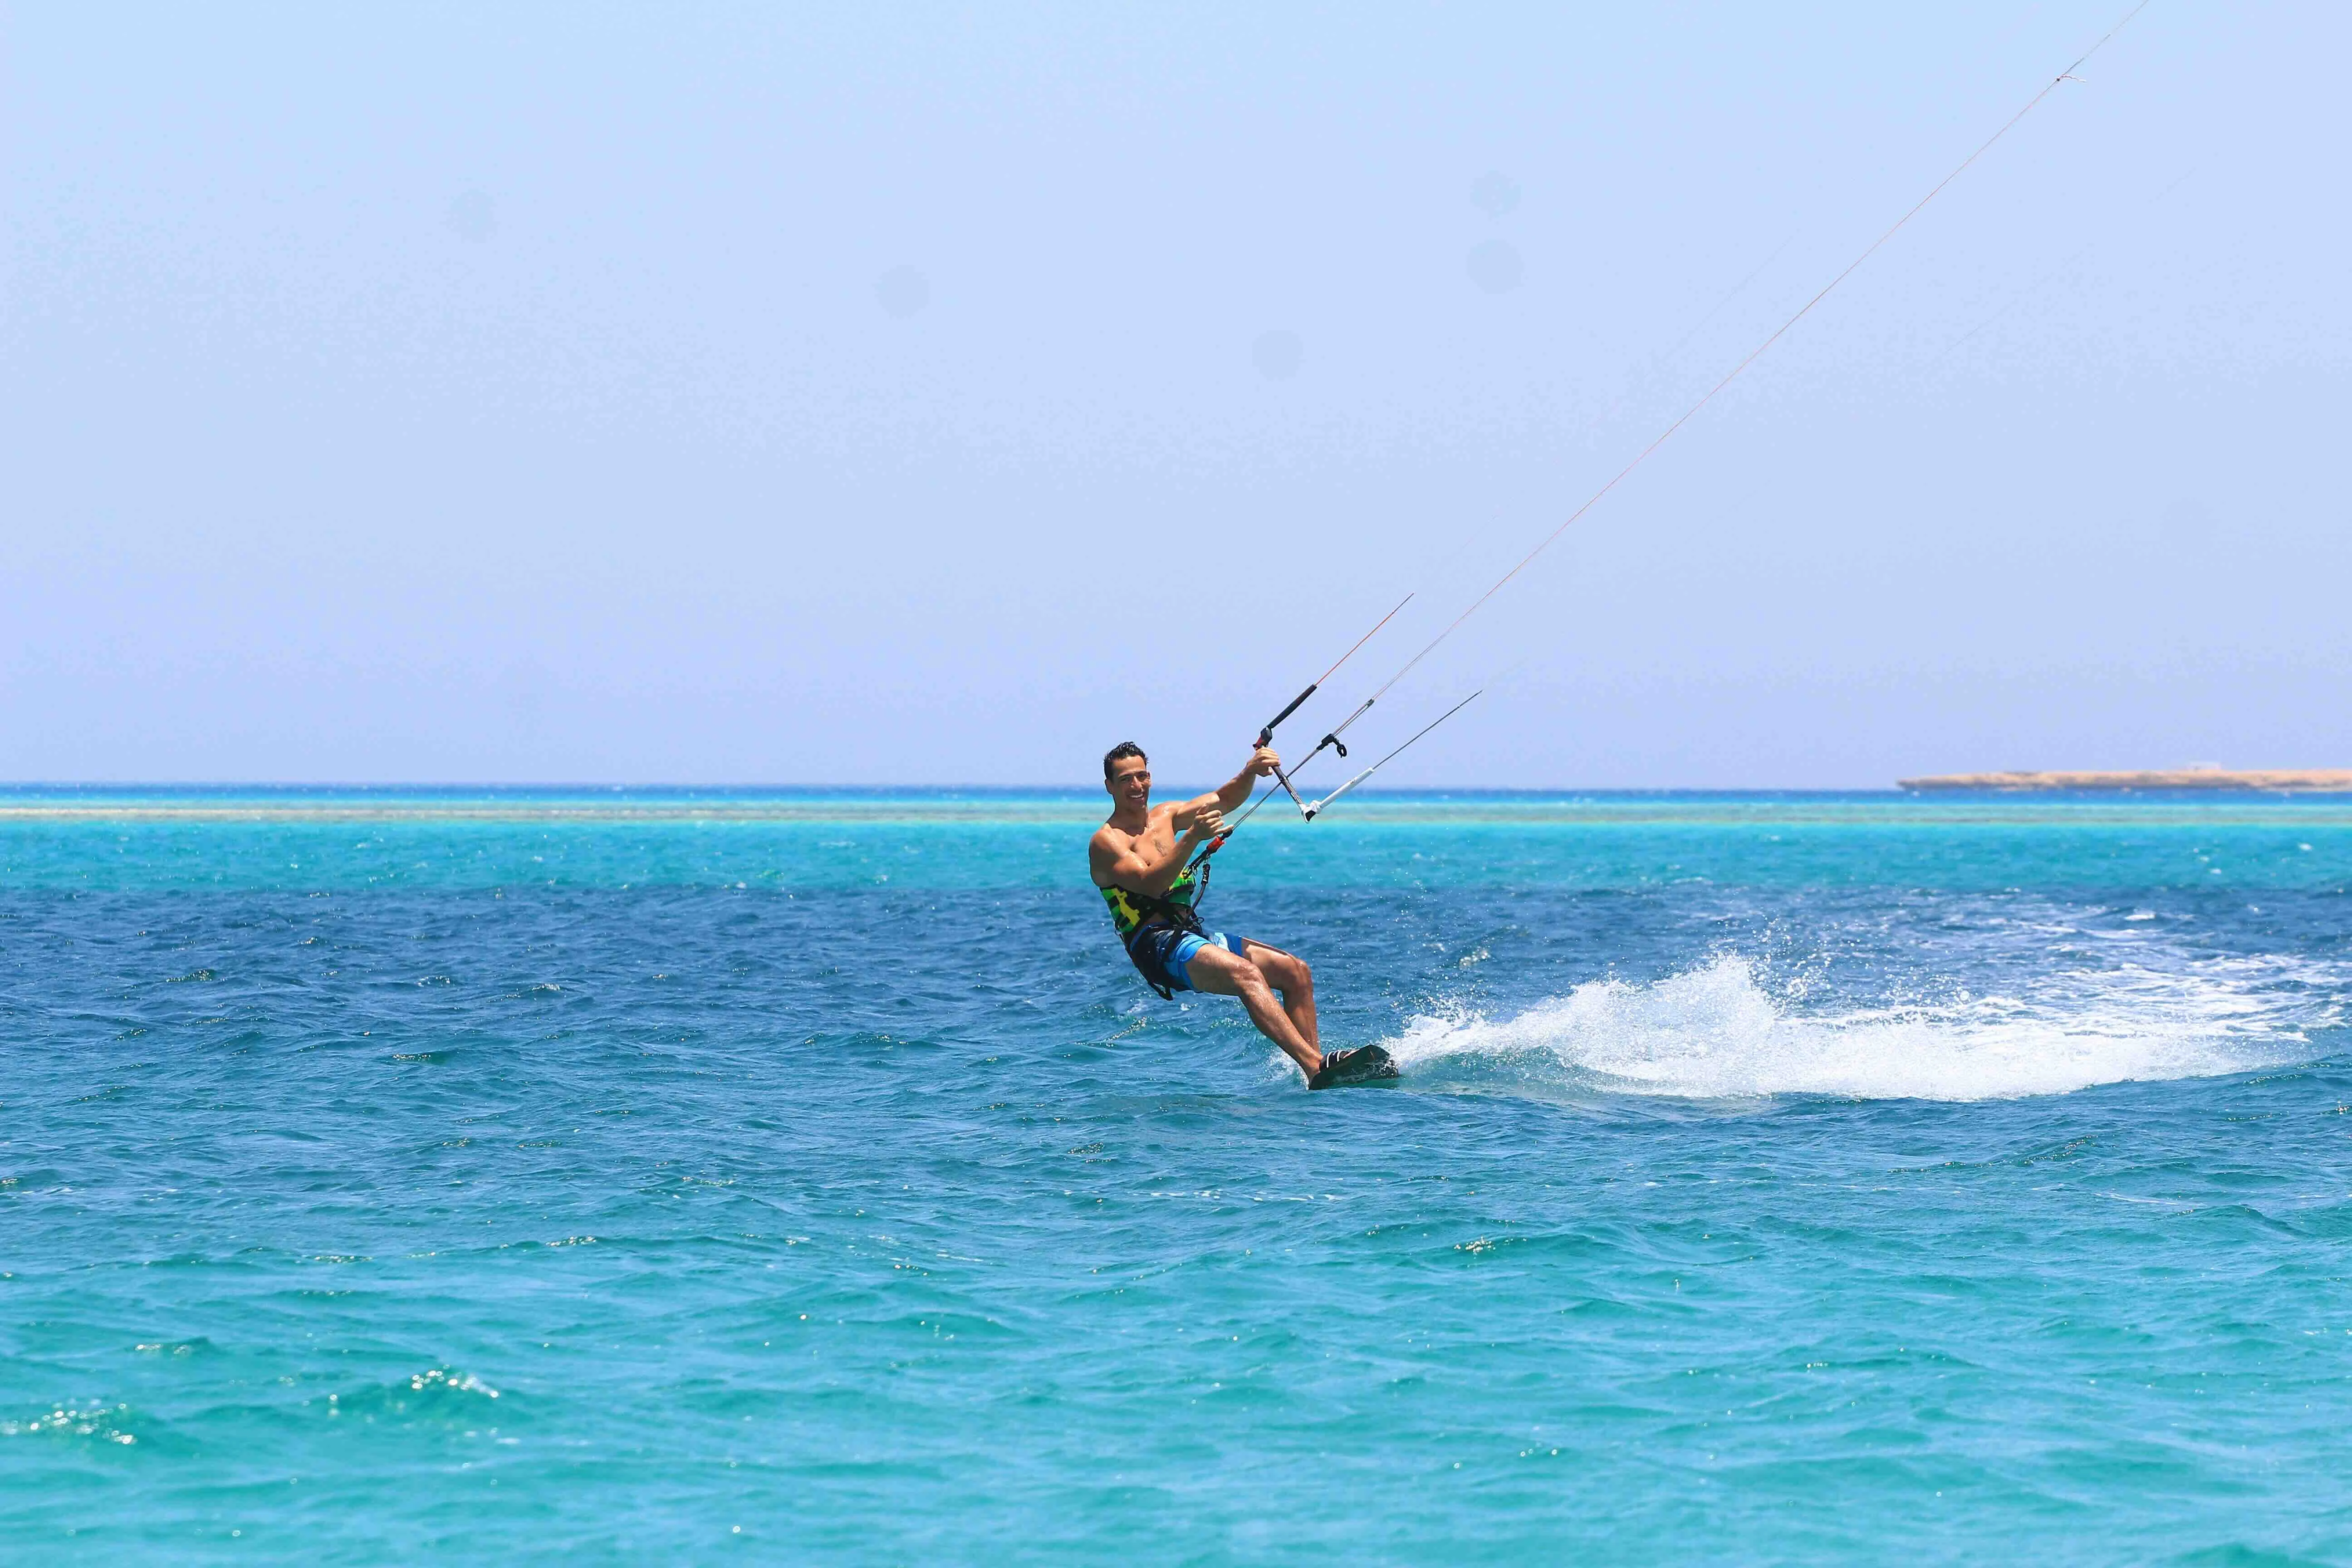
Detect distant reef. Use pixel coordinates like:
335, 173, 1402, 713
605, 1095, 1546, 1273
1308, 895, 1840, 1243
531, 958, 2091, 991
1898, 769, 2352, 793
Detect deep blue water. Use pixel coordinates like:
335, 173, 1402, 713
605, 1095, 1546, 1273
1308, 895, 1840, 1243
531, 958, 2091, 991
4, 790, 2351, 1563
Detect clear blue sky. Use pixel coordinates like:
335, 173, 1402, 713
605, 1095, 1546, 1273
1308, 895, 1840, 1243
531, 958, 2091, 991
4, 2, 2344, 786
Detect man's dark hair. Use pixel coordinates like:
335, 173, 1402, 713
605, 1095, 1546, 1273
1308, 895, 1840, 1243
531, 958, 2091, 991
1103, 741, 1147, 780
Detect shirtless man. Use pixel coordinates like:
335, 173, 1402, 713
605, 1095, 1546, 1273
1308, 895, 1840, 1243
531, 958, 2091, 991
1088, 740, 1394, 1090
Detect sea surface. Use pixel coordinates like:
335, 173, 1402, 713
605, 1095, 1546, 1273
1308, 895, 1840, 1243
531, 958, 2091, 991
4, 787, 2351, 1563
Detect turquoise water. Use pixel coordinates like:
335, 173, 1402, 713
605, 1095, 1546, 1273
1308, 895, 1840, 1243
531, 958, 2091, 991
5, 789, 2351, 1562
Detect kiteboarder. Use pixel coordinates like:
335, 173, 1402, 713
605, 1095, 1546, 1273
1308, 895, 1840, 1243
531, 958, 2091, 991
1089, 740, 1393, 1089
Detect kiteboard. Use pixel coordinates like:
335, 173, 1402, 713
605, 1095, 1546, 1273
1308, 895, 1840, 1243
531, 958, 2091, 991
1308, 1044, 1400, 1091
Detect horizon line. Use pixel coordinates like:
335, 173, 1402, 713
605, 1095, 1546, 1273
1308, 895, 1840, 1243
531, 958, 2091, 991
0, 779, 1925, 795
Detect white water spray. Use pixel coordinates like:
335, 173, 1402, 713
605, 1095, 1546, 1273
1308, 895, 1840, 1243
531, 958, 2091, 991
1382, 954, 2328, 1103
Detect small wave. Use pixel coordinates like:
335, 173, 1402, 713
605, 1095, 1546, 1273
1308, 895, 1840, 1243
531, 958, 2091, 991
1382, 956, 2324, 1102
324, 1366, 504, 1425
2, 1401, 139, 1444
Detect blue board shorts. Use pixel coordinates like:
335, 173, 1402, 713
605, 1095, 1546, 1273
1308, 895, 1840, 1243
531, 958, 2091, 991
1127, 926, 1248, 994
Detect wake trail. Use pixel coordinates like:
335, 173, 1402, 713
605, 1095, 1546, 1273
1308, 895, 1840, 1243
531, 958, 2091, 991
1380, 954, 2333, 1103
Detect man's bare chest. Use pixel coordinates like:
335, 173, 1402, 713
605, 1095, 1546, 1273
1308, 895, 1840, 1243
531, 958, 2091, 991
1111, 814, 1179, 863
1127, 828, 1180, 862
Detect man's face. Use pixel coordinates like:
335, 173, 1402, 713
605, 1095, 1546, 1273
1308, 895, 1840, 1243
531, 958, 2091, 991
1106, 756, 1152, 812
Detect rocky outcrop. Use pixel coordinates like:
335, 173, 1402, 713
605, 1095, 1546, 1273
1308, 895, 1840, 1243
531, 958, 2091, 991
1897, 769, 2352, 793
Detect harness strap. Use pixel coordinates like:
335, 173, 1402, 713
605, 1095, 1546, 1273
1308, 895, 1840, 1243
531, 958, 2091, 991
1116, 867, 1213, 1001
1125, 890, 1204, 935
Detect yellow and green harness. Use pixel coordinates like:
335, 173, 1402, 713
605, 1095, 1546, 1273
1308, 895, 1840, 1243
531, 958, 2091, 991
1101, 862, 1231, 999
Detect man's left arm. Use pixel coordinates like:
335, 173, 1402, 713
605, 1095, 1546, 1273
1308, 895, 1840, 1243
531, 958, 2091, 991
1215, 747, 1280, 813
1170, 748, 1280, 828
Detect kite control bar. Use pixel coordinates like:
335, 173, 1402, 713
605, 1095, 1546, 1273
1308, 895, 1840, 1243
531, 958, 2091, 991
1256, 683, 1317, 749
1248, 593, 1413, 819
1303, 690, 1480, 819
1189, 594, 1414, 864
1255, 684, 1319, 815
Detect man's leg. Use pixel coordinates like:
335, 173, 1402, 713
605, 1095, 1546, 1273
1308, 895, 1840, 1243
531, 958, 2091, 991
1238, 940, 1316, 1052
1182, 943, 1322, 1080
